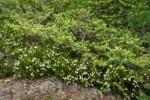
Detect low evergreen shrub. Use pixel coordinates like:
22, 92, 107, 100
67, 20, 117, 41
0, 0, 150, 99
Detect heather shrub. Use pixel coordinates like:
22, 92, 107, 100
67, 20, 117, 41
0, 0, 150, 99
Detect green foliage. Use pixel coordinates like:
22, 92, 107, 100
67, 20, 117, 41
0, 0, 150, 99
101, 86, 111, 94
137, 91, 150, 100
144, 83, 150, 90
143, 83, 150, 95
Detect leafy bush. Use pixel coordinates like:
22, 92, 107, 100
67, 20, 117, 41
137, 91, 150, 100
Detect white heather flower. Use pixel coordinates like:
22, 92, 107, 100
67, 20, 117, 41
14, 61, 20, 66
131, 93, 134, 97
42, 63, 45, 67
82, 72, 87, 75
31, 57, 36, 62
133, 80, 137, 83
104, 82, 108, 86
75, 71, 78, 74
83, 66, 87, 69
46, 65, 50, 68
123, 78, 127, 80
18, 74, 21, 77
24, 53, 28, 56
31, 72, 34, 76
26, 66, 29, 69
18, 49, 22, 51
34, 46, 38, 48
128, 78, 131, 81
40, 73, 43, 76
15, 67, 19, 69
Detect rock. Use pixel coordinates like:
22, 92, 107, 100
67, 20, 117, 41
56, 90, 64, 99
39, 81, 55, 93
0, 88, 12, 100
11, 83, 28, 97
57, 90, 64, 95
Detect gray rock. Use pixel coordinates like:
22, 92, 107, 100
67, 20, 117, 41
39, 81, 55, 93
57, 90, 64, 96
57, 90, 64, 95
0, 88, 12, 100
52, 90, 65, 100
11, 83, 27, 97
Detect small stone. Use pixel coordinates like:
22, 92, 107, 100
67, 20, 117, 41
57, 90, 64, 98
40, 81, 55, 93
57, 90, 64, 96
